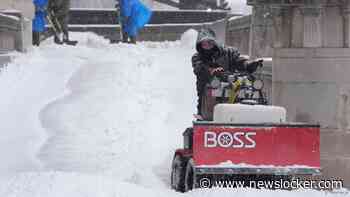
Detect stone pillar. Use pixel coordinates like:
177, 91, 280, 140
249, 5, 273, 59
342, 5, 350, 47
301, 6, 322, 47
271, 6, 291, 48
291, 7, 303, 48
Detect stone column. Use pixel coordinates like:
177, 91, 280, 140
342, 5, 350, 47
248, 5, 263, 58
271, 6, 291, 48
249, 5, 274, 59
301, 6, 322, 47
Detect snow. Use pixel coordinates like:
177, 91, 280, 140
152, 1, 179, 10
0, 13, 20, 21
229, 15, 246, 21
180, 29, 198, 48
214, 104, 287, 124
226, 0, 252, 15
0, 9, 21, 13
0, 32, 348, 196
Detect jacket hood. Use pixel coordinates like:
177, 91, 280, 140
196, 28, 220, 55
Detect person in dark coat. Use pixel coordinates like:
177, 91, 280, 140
47, 0, 77, 45
192, 28, 261, 117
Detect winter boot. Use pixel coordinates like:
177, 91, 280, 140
54, 33, 63, 45
63, 33, 78, 46
129, 36, 136, 44
122, 31, 129, 43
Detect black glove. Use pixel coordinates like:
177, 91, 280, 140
246, 60, 263, 74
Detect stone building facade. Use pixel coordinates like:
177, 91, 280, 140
247, 0, 350, 187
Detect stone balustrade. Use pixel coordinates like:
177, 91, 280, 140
0, 0, 34, 55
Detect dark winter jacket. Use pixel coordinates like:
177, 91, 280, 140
192, 28, 249, 88
48, 0, 70, 17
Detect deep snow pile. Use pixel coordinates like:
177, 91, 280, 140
0, 32, 348, 197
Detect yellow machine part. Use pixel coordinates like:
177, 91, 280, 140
228, 80, 241, 103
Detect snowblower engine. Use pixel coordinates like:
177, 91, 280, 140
201, 69, 268, 121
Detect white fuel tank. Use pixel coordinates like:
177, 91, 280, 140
213, 104, 286, 124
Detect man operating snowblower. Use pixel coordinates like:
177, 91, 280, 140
192, 28, 262, 120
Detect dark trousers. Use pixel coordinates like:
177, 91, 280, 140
32, 32, 40, 46
122, 31, 136, 44
48, 0, 70, 38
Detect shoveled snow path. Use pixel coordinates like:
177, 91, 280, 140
0, 33, 348, 197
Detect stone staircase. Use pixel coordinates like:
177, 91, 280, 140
67, 9, 231, 42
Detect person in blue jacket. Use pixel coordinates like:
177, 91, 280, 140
32, 0, 48, 46
117, 0, 152, 44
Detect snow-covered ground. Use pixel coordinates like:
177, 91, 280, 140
0, 32, 348, 196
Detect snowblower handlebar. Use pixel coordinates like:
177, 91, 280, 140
212, 59, 263, 80
213, 71, 255, 83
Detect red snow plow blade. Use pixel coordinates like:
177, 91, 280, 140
193, 122, 320, 175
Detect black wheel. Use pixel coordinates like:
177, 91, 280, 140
171, 155, 187, 192
184, 159, 195, 192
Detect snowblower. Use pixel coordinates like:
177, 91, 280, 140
171, 62, 320, 192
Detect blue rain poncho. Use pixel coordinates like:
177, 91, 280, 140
119, 0, 152, 37
32, 0, 48, 32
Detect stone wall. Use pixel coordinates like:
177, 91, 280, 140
0, 13, 21, 66
226, 8, 274, 58
247, 0, 350, 188
226, 16, 251, 55
69, 24, 210, 42
0, 0, 34, 52
228, 1, 350, 187
69, 9, 230, 25
66, 9, 231, 42
0, 14, 19, 51
226, 15, 273, 104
